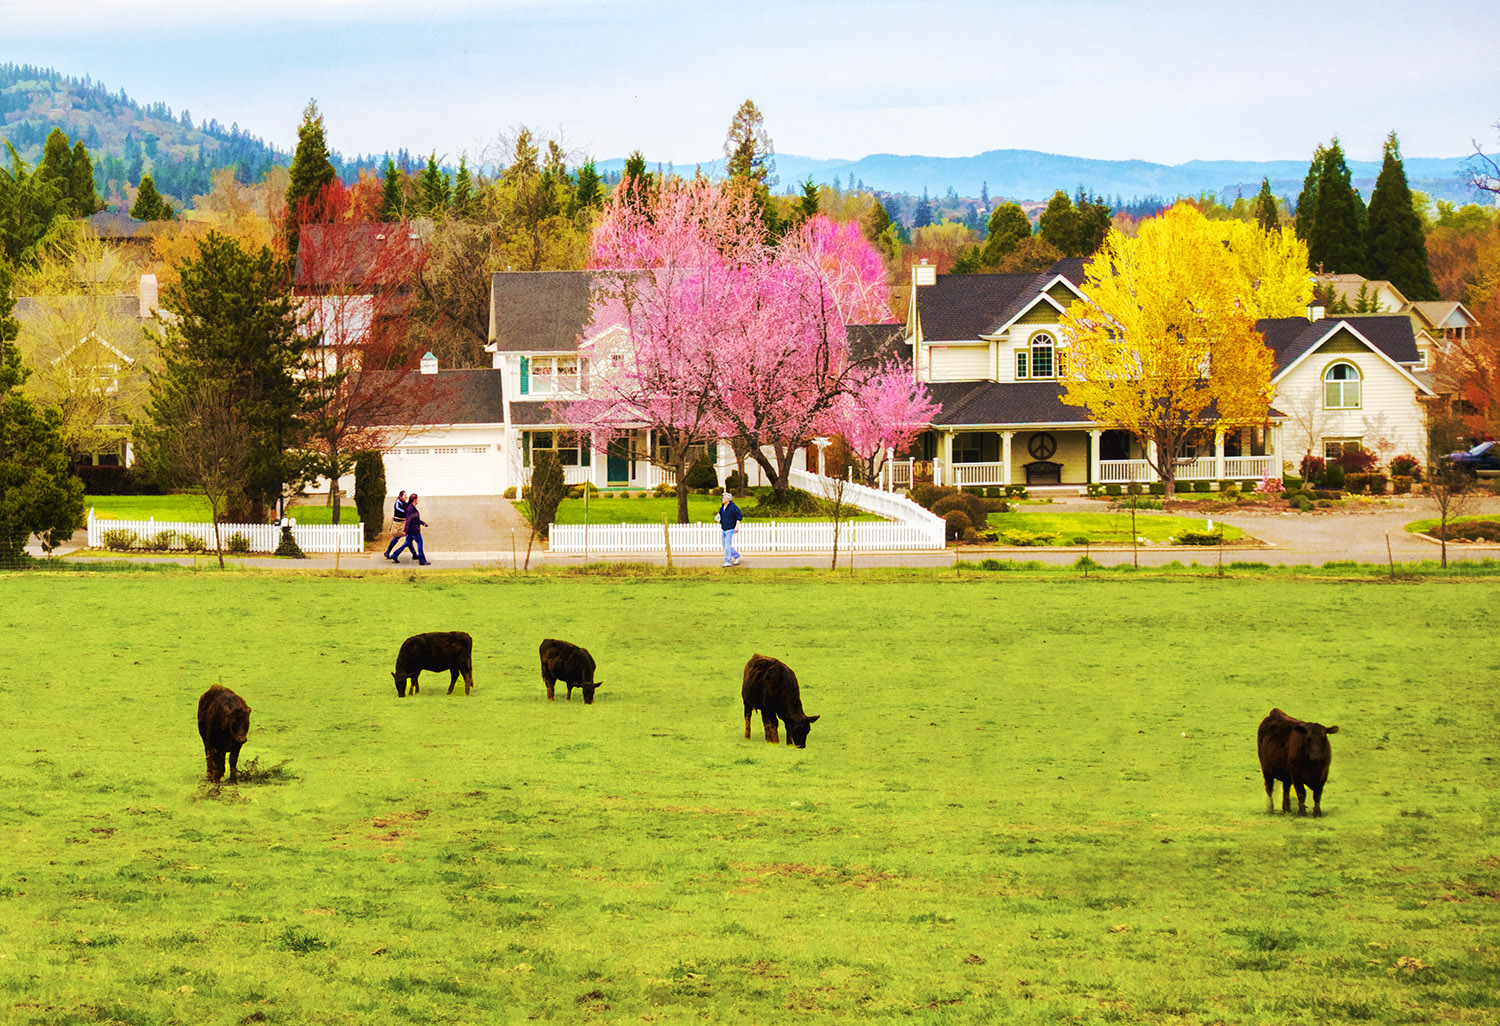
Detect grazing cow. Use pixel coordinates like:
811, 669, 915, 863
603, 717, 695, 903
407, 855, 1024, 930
392, 631, 474, 698
198, 685, 251, 784
742, 654, 820, 748
1258, 707, 1339, 817
539, 639, 602, 704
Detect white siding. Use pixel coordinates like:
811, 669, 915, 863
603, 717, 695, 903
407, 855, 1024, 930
1275, 350, 1428, 460
927, 343, 991, 381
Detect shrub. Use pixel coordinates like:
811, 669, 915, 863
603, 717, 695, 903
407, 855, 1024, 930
999, 529, 1057, 546
183, 535, 206, 553
1332, 445, 1377, 474
752, 487, 822, 517
1317, 463, 1346, 489
1004, 484, 1029, 498
1282, 474, 1303, 491
1290, 494, 1313, 512
911, 484, 946, 509
100, 528, 138, 550
1149, 483, 1165, 495
1366, 472, 1387, 495
1390, 454, 1422, 481
1315, 498, 1334, 508
683, 452, 719, 490
1114, 495, 1163, 510
226, 533, 251, 553
352, 451, 386, 543
724, 470, 747, 493
1433, 518, 1500, 541
274, 529, 306, 559
1256, 476, 1284, 496
1177, 529, 1225, 546
961, 527, 982, 544
943, 510, 971, 540
1392, 475, 1413, 495
1069, 534, 1090, 546
1087, 482, 1106, 497
1192, 480, 1211, 493
1345, 472, 1369, 495
1104, 483, 1122, 497
1313, 489, 1342, 501
74, 464, 161, 496
962, 486, 985, 496
1299, 454, 1325, 481
503, 486, 517, 499
148, 529, 178, 551
652, 483, 674, 497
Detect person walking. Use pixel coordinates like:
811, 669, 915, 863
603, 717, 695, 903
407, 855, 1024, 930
382, 490, 408, 559
716, 490, 742, 567
388, 493, 431, 565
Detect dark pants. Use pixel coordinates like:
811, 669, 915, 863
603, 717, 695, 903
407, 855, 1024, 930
383, 522, 407, 556
390, 531, 426, 563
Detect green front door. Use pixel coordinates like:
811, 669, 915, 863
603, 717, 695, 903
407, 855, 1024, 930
607, 439, 630, 485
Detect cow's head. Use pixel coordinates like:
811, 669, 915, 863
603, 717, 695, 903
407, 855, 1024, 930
230, 705, 251, 745
787, 714, 820, 749
393, 672, 408, 698
582, 680, 602, 705
1294, 721, 1339, 761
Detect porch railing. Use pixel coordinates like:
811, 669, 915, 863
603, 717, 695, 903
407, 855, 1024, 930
1225, 455, 1274, 480
950, 461, 1007, 486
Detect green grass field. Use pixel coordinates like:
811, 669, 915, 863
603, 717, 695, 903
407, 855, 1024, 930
987, 510, 1245, 545
2, 570, 1496, 1024
89, 495, 359, 526
532, 494, 882, 525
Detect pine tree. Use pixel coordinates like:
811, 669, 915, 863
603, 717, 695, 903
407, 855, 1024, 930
1306, 140, 1366, 275
451, 156, 472, 218
1294, 143, 1324, 241
129, 173, 173, 221
1037, 190, 1078, 254
981, 202, 1033, 265
1253, 177, 1279, 232
420, 153, 450, 215
620, 151, 651, 199
380, 158, 403, 219
722, 100, 779, 238
572, 159, 602, 214
285, 100, 337, 255
37, 128, 73, 196
799, 177, 819, 221
863, 197, 891, 241
1365, 132, 1438, 300
913, 188, 933, 229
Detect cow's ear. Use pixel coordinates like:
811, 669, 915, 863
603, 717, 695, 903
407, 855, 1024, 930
1292, 723, 1307, 734
1325, 725, 1339, 734
806, 715, 820, 724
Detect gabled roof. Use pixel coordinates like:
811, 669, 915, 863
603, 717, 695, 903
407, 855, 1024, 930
85, 211, 151, 240
846, 324, 909, 367
294, 223, 427, 293
1312, 273, 1409, 313
489, 271, 596, 353
1410, 300, 1479, 330
1257, 315, 1421, 376
914, 260, 1087, 342
365, 368, 504, 426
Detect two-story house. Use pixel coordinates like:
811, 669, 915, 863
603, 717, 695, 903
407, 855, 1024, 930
909, 261, 1434, 487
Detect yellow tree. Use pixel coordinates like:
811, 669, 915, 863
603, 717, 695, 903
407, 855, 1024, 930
1059, 202, 1289, 496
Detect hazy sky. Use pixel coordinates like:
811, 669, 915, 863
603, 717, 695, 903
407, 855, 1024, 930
6, 0, 1497, 167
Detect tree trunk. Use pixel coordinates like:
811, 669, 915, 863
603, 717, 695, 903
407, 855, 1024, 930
674, 451, 693, 524
327, 442, 342, 524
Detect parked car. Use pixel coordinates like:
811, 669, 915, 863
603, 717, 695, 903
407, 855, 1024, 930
1444, 440, 1500, 475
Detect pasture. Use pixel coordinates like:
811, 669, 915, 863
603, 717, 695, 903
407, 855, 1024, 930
1, 570, 1496, 1025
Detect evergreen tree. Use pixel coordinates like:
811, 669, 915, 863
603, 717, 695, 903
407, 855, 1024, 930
285, 100, 337, 256
1037, 190, 1077, 254
380, 158, 403, 219
1294, 143, 1324, 241
620, 151, 651, 199
863, 197, 891, 241
451, 156, 473, 218
798, 176, 819, 221
129, 173, 173, 221
981, 202, 1033, 265
1306, 139, 1366, 275
1253, 177, 1279, 232
722, 100, 779, 239
420, 152, 450, 215
572, 158, 603, 214
913, 188, 933, 229
1365, 133, 1438, 300
37, 128, 73, 195
135, 232, 315, 521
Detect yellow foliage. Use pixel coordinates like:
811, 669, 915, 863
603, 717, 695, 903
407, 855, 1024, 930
1058, 203, 1277, 487
1215, 218, 1312, 319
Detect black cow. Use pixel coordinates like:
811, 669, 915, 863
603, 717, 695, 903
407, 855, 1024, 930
1258, 707, 1339, 817
539, 639, 602, 703
392, 631, 474, 698
742, 654, 820, 748
198, 685, 251, 784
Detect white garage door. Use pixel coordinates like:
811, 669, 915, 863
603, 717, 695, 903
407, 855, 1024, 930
383, 444, 497, 497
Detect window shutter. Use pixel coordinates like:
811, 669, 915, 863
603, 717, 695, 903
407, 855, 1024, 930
522, 431, 531, 468
520, 355, 529, 395
581, 437, 591, 467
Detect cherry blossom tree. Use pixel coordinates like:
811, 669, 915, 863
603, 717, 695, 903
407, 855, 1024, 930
566, 177, 763, 523
829, 361, 940, 485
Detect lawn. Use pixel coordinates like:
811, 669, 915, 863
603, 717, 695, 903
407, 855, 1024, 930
987, 509, 1246, 544
88, 494, 360, 526
530, 492, 882, 525
2, 571, 1495, 1025
1405, 514, 1500, 536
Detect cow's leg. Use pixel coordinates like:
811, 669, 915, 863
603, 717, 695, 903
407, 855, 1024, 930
744, 705, 753, 739
1310, 782, 1323, 818
762, 711, 779, 744
1263, 772, 1276, 813
1280, 780, 1291, 813
542, 672, 555, 701
1293, 780, 1308, 817
227, 746, 240, 784
205, 747, 220, 782
462, 666, 474, 695
566, 683, 574, 701
410, 672, 420, 695
448, 668, 459, 695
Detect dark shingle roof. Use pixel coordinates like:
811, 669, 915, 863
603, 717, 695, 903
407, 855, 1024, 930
508, 400, 572, 426
489, 271, 597, 353
927, 381, 1096, 427
1257, 315, 1419, 375
846, 323, 909, 367
915, 273, 1035, 341
364, 369, 504, 426
294, 223, 428, 293
85, 211, 151, 240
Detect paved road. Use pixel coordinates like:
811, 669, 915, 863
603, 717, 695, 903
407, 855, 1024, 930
27, 493, 1500, 569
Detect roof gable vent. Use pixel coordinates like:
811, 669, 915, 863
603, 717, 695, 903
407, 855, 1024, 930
420, 351, 439, 375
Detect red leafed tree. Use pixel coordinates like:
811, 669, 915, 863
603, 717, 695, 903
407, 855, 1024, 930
566, 177, 763, 523
717, 213, 895, 499
294, 182, 433, 521
827, 361, 940, 485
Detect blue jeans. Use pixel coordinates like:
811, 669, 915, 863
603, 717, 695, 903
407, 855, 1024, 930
383, 524, 406, 556
391, 532, 426, 563
721, 529, 739, 564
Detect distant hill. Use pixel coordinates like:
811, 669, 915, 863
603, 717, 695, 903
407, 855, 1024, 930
600, 148, 1486, 207
0, 64, 409, 209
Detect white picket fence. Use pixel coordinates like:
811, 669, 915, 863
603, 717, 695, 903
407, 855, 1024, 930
548, 469, 945, 555
87, 510, 365, 554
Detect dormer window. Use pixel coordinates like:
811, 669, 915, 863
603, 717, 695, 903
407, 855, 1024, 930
1017, 333, 1056, 380
1323, 362, 1361, 409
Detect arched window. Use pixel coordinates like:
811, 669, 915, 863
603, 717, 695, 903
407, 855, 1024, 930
1323, 362, 1361, 409
1029, 333, 1055, 379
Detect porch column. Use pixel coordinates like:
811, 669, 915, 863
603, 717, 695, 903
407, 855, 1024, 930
942, 431, 954, 486
590, 437, 603, 488
1088, 429, 1101, 484
1214, 428, 1226, 482
1268, 423, 1282, 476
1146, 440, 1161, 481
1001, 431, 1014, 486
